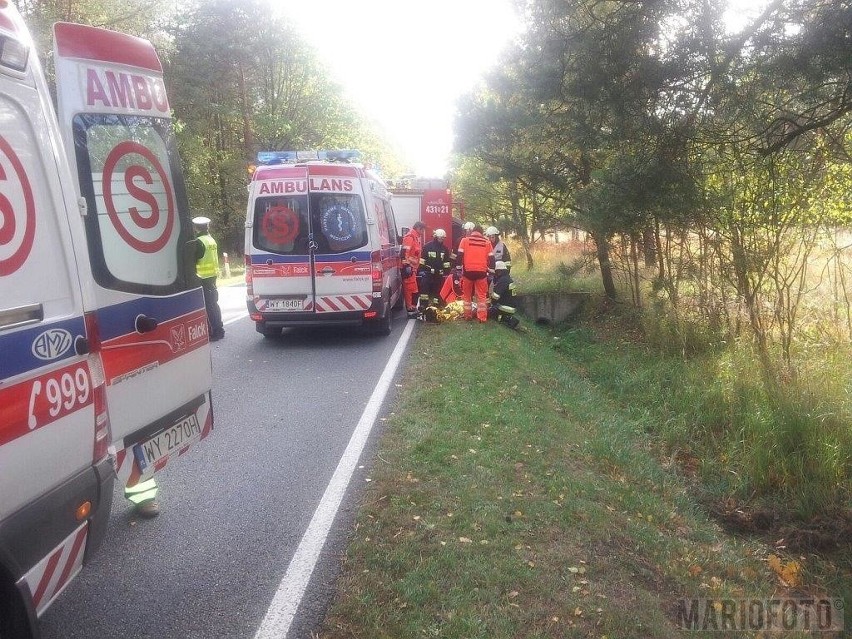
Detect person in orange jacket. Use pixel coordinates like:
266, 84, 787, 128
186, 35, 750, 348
400, 221, 425, 317
455, 224, 495, 322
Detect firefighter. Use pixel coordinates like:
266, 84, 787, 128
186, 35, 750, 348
485, 226, 511, 272
488, 260, 520, 329
400, 220, 425, 317
193, 216, 225, 341
420, 228, 452, 307
455, 224, 495, 322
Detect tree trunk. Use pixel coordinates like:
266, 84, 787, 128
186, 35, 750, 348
655, 218, 665, 281
594, 233, 617, 299
643, 225, 656, 268
237, 56, 254, 160
630, 233, 641, 307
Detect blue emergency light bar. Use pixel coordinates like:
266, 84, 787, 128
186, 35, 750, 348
256, 150, 362, 165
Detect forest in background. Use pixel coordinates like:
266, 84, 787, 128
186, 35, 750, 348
16, 0, 407, 252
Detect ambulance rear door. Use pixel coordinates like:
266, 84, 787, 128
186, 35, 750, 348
306, 165, 372, 315
248, 165, 314, 311
52, 24, 213, 486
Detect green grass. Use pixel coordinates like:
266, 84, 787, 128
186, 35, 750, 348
318, 319, 848, 639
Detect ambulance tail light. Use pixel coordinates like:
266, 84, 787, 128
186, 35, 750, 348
84, 311, 112, 463
371, 250, 383, 293
245, 256, 253, 296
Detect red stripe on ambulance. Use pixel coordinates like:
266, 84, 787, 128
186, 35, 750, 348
0, 361, 94, 447
100, 308, 208, 385
24, 524, 87, 616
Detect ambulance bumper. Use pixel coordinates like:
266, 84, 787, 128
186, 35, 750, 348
1, 457, 113, 620
252, 298, 390, 329
257, 310, 369, 328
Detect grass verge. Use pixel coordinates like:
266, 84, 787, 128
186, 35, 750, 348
319, 319, 849, 638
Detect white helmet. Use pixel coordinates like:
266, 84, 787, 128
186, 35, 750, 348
495, 260, 507, 270
433, 228, 446, 238
485, 226, 499, 237
462, 221, 475, 231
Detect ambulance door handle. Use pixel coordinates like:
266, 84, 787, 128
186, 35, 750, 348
135, 314, 159, 333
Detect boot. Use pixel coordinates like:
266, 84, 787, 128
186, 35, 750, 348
134, 499, 160, 518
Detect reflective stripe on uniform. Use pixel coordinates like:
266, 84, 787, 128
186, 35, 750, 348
124, 478, 158, 504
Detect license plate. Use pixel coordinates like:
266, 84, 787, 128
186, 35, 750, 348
133, 414, 201, 471
266, 297, 304, 311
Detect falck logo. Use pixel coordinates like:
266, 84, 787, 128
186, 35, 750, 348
170, 325, 187, 351
32, 328, 73, 361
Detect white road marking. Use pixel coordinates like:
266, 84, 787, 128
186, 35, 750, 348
253, 318, 417, 639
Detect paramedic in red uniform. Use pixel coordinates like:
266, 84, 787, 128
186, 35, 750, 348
400, 221, 425, 317
455, 224, 495, 322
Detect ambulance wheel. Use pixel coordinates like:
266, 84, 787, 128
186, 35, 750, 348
0, 575, 32, 639
256, 323, 280, 338
373, 306, 393, 336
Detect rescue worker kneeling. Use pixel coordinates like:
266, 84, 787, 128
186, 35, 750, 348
488, 261, 520, 329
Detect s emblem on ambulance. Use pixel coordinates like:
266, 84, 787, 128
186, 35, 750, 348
32, 328, 73, 361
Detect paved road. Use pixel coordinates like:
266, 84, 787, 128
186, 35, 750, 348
40, 285, 413, 639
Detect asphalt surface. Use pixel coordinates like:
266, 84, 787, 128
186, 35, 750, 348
40, 285, 412, 639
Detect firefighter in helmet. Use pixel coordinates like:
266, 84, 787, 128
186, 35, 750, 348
419, 228, 452, 307
485, 226, 511, 272
488, 260, 520, 329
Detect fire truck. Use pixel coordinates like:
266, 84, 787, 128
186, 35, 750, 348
388, 178, 465, 250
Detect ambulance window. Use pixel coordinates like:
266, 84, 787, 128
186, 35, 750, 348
0, 96, 78, 322
253, 195, 310, 255
72, 114, 194, 294
375, 200, 390, 246
381, 201, 399, 247
310, 194, 367, 254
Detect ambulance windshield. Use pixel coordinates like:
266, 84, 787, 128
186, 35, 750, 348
254, 193, 367, 255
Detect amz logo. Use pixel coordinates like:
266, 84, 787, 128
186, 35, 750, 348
32, 328, 73, 361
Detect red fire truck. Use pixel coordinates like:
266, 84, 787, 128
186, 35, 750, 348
388, 178, 465, 250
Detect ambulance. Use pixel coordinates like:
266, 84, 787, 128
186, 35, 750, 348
0, 6, 213, 635
245, 151, 403, 336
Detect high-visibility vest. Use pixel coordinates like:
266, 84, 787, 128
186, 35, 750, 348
196, 234, 219, 279
401, 230, 422, 270
457, 232, 494, 273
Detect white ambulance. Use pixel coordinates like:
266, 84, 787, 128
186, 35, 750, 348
245, 151, 403, 336
0, 7, 213, 635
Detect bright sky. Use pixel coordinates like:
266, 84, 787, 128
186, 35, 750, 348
278, 0, 768, 179
277, 0, 521, 178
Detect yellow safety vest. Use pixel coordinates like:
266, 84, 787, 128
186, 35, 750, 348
196, 234, 219, 279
